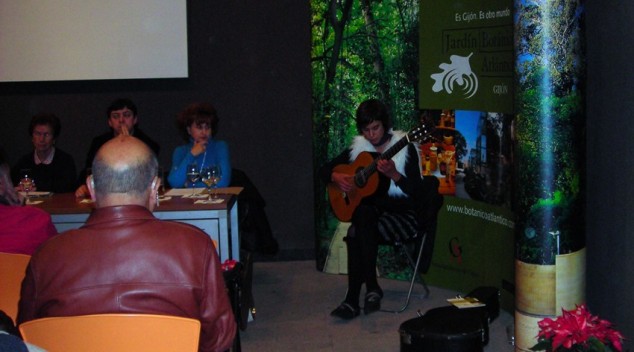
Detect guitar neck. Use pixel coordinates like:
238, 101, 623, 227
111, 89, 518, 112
378, 135, 411, 161
363, 134, 411, 175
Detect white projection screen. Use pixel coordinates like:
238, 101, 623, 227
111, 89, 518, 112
0, 0, 188, 82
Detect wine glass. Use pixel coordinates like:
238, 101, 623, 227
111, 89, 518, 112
19, 169, 34, 199
209, 165, 222, 199
200, 167, 214, 200
185, 163, 200, 196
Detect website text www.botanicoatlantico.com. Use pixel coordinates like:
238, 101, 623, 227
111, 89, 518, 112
445, 204, 515, 229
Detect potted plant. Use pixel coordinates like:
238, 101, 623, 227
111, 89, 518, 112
531, 304, 625, 352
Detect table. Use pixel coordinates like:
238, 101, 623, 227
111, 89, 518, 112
31, 190, 241, 262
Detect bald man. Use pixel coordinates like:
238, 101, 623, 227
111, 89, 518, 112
17, 136, 236, 352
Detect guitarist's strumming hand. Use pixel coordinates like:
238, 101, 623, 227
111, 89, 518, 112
331, 172, 354, 193
377, 159, 401, 182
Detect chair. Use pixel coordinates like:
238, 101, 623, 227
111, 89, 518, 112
0, 252, 31, 323
229, 168, 278, 255
19, 314, 201, 352
380, 176, 443, 313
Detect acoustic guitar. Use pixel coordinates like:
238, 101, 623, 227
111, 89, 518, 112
327, 123, 433, 221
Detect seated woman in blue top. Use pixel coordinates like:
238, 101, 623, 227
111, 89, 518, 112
168, 102, 232, 189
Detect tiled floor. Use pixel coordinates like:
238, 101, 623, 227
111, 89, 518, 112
240, 260, 515, 351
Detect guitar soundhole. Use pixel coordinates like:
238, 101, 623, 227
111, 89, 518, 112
354, 169, 367, 188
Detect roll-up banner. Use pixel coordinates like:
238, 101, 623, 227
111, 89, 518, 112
513, 1, 586, 350
416, 0, 516, 314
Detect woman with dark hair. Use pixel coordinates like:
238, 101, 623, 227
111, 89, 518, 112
319, 99, 425, 319
11, 113, 76, 193
167, 102, 232, 188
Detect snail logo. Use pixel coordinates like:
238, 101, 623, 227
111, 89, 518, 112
430, 52, 478, 99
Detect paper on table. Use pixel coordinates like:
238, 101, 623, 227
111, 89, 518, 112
194, 199, 224, 204
19, 191, 52, 198
165, 187, 244, 197
182, 193, 209, 199
165, 188, 206, 197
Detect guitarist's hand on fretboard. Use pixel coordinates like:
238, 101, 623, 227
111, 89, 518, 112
331, 172, 354, 192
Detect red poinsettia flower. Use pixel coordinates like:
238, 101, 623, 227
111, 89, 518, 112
531, 304, 625, 352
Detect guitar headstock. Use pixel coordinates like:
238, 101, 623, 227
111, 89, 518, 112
407, 122, 435, 143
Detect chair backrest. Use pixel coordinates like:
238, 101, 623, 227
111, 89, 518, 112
19, 314, 201, 352
0, 252, 31, 323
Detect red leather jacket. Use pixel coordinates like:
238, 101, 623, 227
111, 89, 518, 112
17, 205, 236, 352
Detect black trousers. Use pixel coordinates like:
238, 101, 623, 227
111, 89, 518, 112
345, 204, 381, 303
344, 204, 419, 305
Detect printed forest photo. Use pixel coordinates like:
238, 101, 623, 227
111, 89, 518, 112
311, 0, 422, 271
514, 0, 585, 265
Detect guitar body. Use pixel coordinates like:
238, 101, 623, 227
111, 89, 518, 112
327, 152, 379, 222
326, 123, 433, 222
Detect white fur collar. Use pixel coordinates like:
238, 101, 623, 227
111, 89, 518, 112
349, 129, 415, 197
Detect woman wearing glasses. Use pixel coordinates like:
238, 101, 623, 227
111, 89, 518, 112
11, 113, 76, 193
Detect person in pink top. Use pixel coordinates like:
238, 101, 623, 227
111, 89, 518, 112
0, 153, 57, 255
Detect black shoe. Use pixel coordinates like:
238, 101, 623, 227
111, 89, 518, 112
363, 291, 383, 315
330, 302, 360, 320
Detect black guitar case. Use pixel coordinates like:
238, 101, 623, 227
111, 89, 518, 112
399, 286, 500, 352
399, 306, 485, 352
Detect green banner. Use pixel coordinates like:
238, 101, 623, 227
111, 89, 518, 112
419, 0, 513, 113
424, 197, 515, 311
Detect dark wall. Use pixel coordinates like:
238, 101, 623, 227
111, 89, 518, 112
586, 0, 634, 344
0, 1, 315, 259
